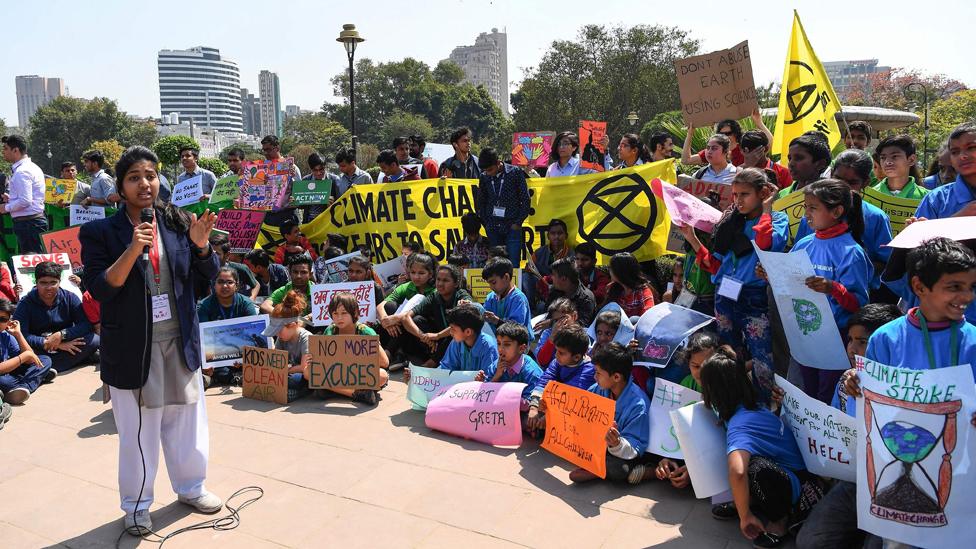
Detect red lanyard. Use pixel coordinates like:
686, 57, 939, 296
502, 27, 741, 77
148, 220, 161, 287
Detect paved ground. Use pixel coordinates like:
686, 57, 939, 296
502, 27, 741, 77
0, 365, 765, 548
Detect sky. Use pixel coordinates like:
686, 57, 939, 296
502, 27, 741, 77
2, 0, 973, 126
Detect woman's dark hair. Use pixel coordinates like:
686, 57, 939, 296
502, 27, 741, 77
620, 133, 652, 163
217, 266, 239, 283
876, 134, 922, 182
715, 119, 743, 142
803, 179, 864, 245
552, 131, 580, 160
731, 167, 769, 193
678, 330, 736, 364
608, 252, 646, 290
437, 263, 462, 285
405, 252, 436, 275
347, 255, 372, 273
949, 122, 976, 142
34, 261, 63, 281
707, 133, 730, 153
789, 132, 832, 167
832, 149, 874, 185
927, 141, 949, 177
700, 351, 756, 422
115, 146, 191, 234
327, 291, 361, 321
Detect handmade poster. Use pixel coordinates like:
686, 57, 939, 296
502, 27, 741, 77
394, 293, 425, 316
578, 120, 607, 172
674, 40, 757, 127
215, 209, 265, 253
309, 281, 376, 326
887, 217, 976, 249
773, 188, 805, 244
171, 174, 204, 207
647, 378, 701, 459
242, 345, 289, 405
407, 366, 481, 410
753, 245, 849, 370
425, 381, 526, 446
306, 335, 383, 390
670, 402, 731, 498
44, 177, 77, 204
665, 223, 686, 254
240, 159, 292, 210
290, 178, 333, 206
540, 381, 615, 478
377, 164, 423, 183
199, 314, 271, 368
313, 250, 363, 284
12, 253, 81, 300
372, 256, 406, 293
776, 374, 857, 482
676, 174, 733, 210
512, 131, 555, 168
422, 143, 455, 165
209, 174, 241, 204
651, 178, 722, 232
862, 186, 921, 237
41, 226, 82, 272
464, 268, 522, 303
69, 204, 105, 226
855, 359, 976, 546
633, 302, 714, 368
586, 302, 636, 346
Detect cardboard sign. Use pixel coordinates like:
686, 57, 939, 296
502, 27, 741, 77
407, 366, 481, 410
309, 281, 377, 326
172, 174, 204, 207
425, 381, 526, 447
199, 315, 271, 368
210, 174, 241, 204
45, 177, 77, 204
676, 174, 733, 210
313, 250, 363, 284
670, 402, 731, 498
578, 120, 607, 172
653, 178, 723, 232
776, 374, 856, 482
290, 179, 333, 206
540, 381, 615, 478
464, 268, 522, 303
512, 131, 555, 168
634, 302, 714, 368
647, 378, 701, 459
306, 335, 383, 390
674, 40, 757, 127
12, 253, 81, 300
215, 209, 266, 253
240, 159, 292, 210
69, 204, 105, 226
41, 226, 82, 272
242, 345, 289, 404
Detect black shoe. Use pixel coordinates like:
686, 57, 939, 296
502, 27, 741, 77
752, 532, 785, 548
352, 389, 379, 406
230, 373, 243, 387
42, 369, 58, 384
711, 502, 737, 520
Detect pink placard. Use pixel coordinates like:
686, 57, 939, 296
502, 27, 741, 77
886, 217, 976, 248
652, 178, 723, 232
425, 381, 525, 447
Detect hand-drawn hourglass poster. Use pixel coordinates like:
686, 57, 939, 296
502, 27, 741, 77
856, 358, 976, 546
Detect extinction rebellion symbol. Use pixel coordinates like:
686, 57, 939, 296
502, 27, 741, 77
576, 173, 657, 255
784, 60, 831, 126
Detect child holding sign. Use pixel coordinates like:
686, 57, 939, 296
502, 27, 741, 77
484, 322, 543, 408
568, 342, 651, 484
404, 303, 495, 384
377, 253, 436, 356
526, 324, 594, 432
263, 291, 313, 402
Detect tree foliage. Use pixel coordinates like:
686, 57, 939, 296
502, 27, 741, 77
905, 89, 976, 157
152, 135, 199, 176
510, 24, 699, 141
378, 111, 435, 149
845, 68, 967, 111
219, 142, 263, 162
88, 139, 125, 169
281, 113, 350, 156
287, 144, 319, 174
197, 157, 228, 177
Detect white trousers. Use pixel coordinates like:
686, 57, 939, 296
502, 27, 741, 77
110, 376, 209, 513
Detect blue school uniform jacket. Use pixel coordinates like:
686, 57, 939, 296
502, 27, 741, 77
484, 287, 532, 338
795, 202, 892, 289
712, 212, 789, 290
589, 379, 651, 455
791, 231, 872, 329
484, 354, 544, 401
439, 332, 499, 373
531, 357, 596, 398
866, 315, 976, 379
727, 406, 807, 503
915, 175, 975, 220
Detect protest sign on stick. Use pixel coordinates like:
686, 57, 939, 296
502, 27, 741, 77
512, 131, 555, 168
670, 402, 730, 498
242, 345, 289, 404
540, 381, 615, 478
240, 159, 292, 210
12, 253, 81, 300
652, 179, 723, 232
307, 335, 383, 390
674, 40, 758, 127
647, 378, 701, 459
210, 174, 241, 204
776, 374, 857, 482
425, 381, 525, 446
45, 177, 77, 204
291, 179, 332, 206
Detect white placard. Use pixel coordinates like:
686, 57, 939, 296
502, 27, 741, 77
198, 314, 272, 368
395, 293, 426, 316
648, 378, 701, 459
69, 204, 105, 226
310, 281, 377, 326
776, 374, 857, 482
373, 256, 406, 293
670, 402, 730, 499
171, 174, 204, 207
12, 253, 81, 300
586, 302, 636, 346
313, 250, 363, 284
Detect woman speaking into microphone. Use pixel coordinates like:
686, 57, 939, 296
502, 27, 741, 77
80, 146, 221, 535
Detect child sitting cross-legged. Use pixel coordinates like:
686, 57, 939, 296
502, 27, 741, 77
403, 303, 496, 384
526, 323, 594, 432
482, 257, 532, 336
484, 322, 544, 410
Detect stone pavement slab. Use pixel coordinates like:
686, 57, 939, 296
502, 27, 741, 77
0, 364, 781, 548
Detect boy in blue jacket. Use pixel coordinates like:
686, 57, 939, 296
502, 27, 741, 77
0, 299, 54, 405
484, 322, 543, 409
404, 303, 497, 384
570, 342, 651, 483
482, 257, 532, 338
526, 323, 594, 432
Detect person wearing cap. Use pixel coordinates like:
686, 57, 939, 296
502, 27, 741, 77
263, 289, 313, 402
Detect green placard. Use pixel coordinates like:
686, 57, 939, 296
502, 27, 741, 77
210, 174, 241, 204
290, 179, 332, 206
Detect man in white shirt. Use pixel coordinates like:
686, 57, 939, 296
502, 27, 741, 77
0, 135, 48, 253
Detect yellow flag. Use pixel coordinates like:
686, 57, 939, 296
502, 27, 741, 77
772, 11, 843, 163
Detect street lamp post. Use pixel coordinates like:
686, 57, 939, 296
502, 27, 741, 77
626, 111, 639, 127
46, 143, 52, 175
337, 24, 365, 151
904, 82, 933, 170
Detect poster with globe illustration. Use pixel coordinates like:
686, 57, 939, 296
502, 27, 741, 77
753, 244, 849, 370
855, 358, 976, 546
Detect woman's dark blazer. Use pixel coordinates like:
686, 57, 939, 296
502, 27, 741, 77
80, 208, 220, 389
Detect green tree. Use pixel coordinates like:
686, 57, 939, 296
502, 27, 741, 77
88, 139, 126, 169
281, 113, 350, 155
906, 89, 976, 159
152, 135, 199, 179
845, 68, 966, 111
287, 144, 319, 174
198, 157, 228, 176
511, 24, 699, 142
219, 142, 262, 162
356, 143, 380, 169
378, 111, 435, 149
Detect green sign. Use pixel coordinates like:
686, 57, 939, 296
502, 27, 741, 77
210, 174, 241, 204
290, 179, 332, 206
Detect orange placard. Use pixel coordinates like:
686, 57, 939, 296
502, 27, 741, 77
540, 381, 615, 478
41, 226, 82, 272
578, 120, 607, 172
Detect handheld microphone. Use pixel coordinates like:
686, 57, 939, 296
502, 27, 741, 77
140, 207, 154, 263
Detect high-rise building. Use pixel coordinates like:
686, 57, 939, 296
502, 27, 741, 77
823, 59, 891, 100
15, 75, 65, 128
284, 105, 301, 120
447, 28, 509, 116
240, 88, 261, 136
157, 46, 243, 132
258, 70, 281, 138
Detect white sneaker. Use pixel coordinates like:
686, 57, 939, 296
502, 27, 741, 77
178, 490, 223, 514
4, 387, 30, 405
124, 509, 152, 536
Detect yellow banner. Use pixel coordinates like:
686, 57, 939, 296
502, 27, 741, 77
862, 186, 921, 237
773, 188, 806, 246
44, 177, 77, 204
772, 11, 844, 162
256, 160, 677, 265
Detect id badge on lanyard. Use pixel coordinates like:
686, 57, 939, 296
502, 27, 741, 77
147, 221, 172, 323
